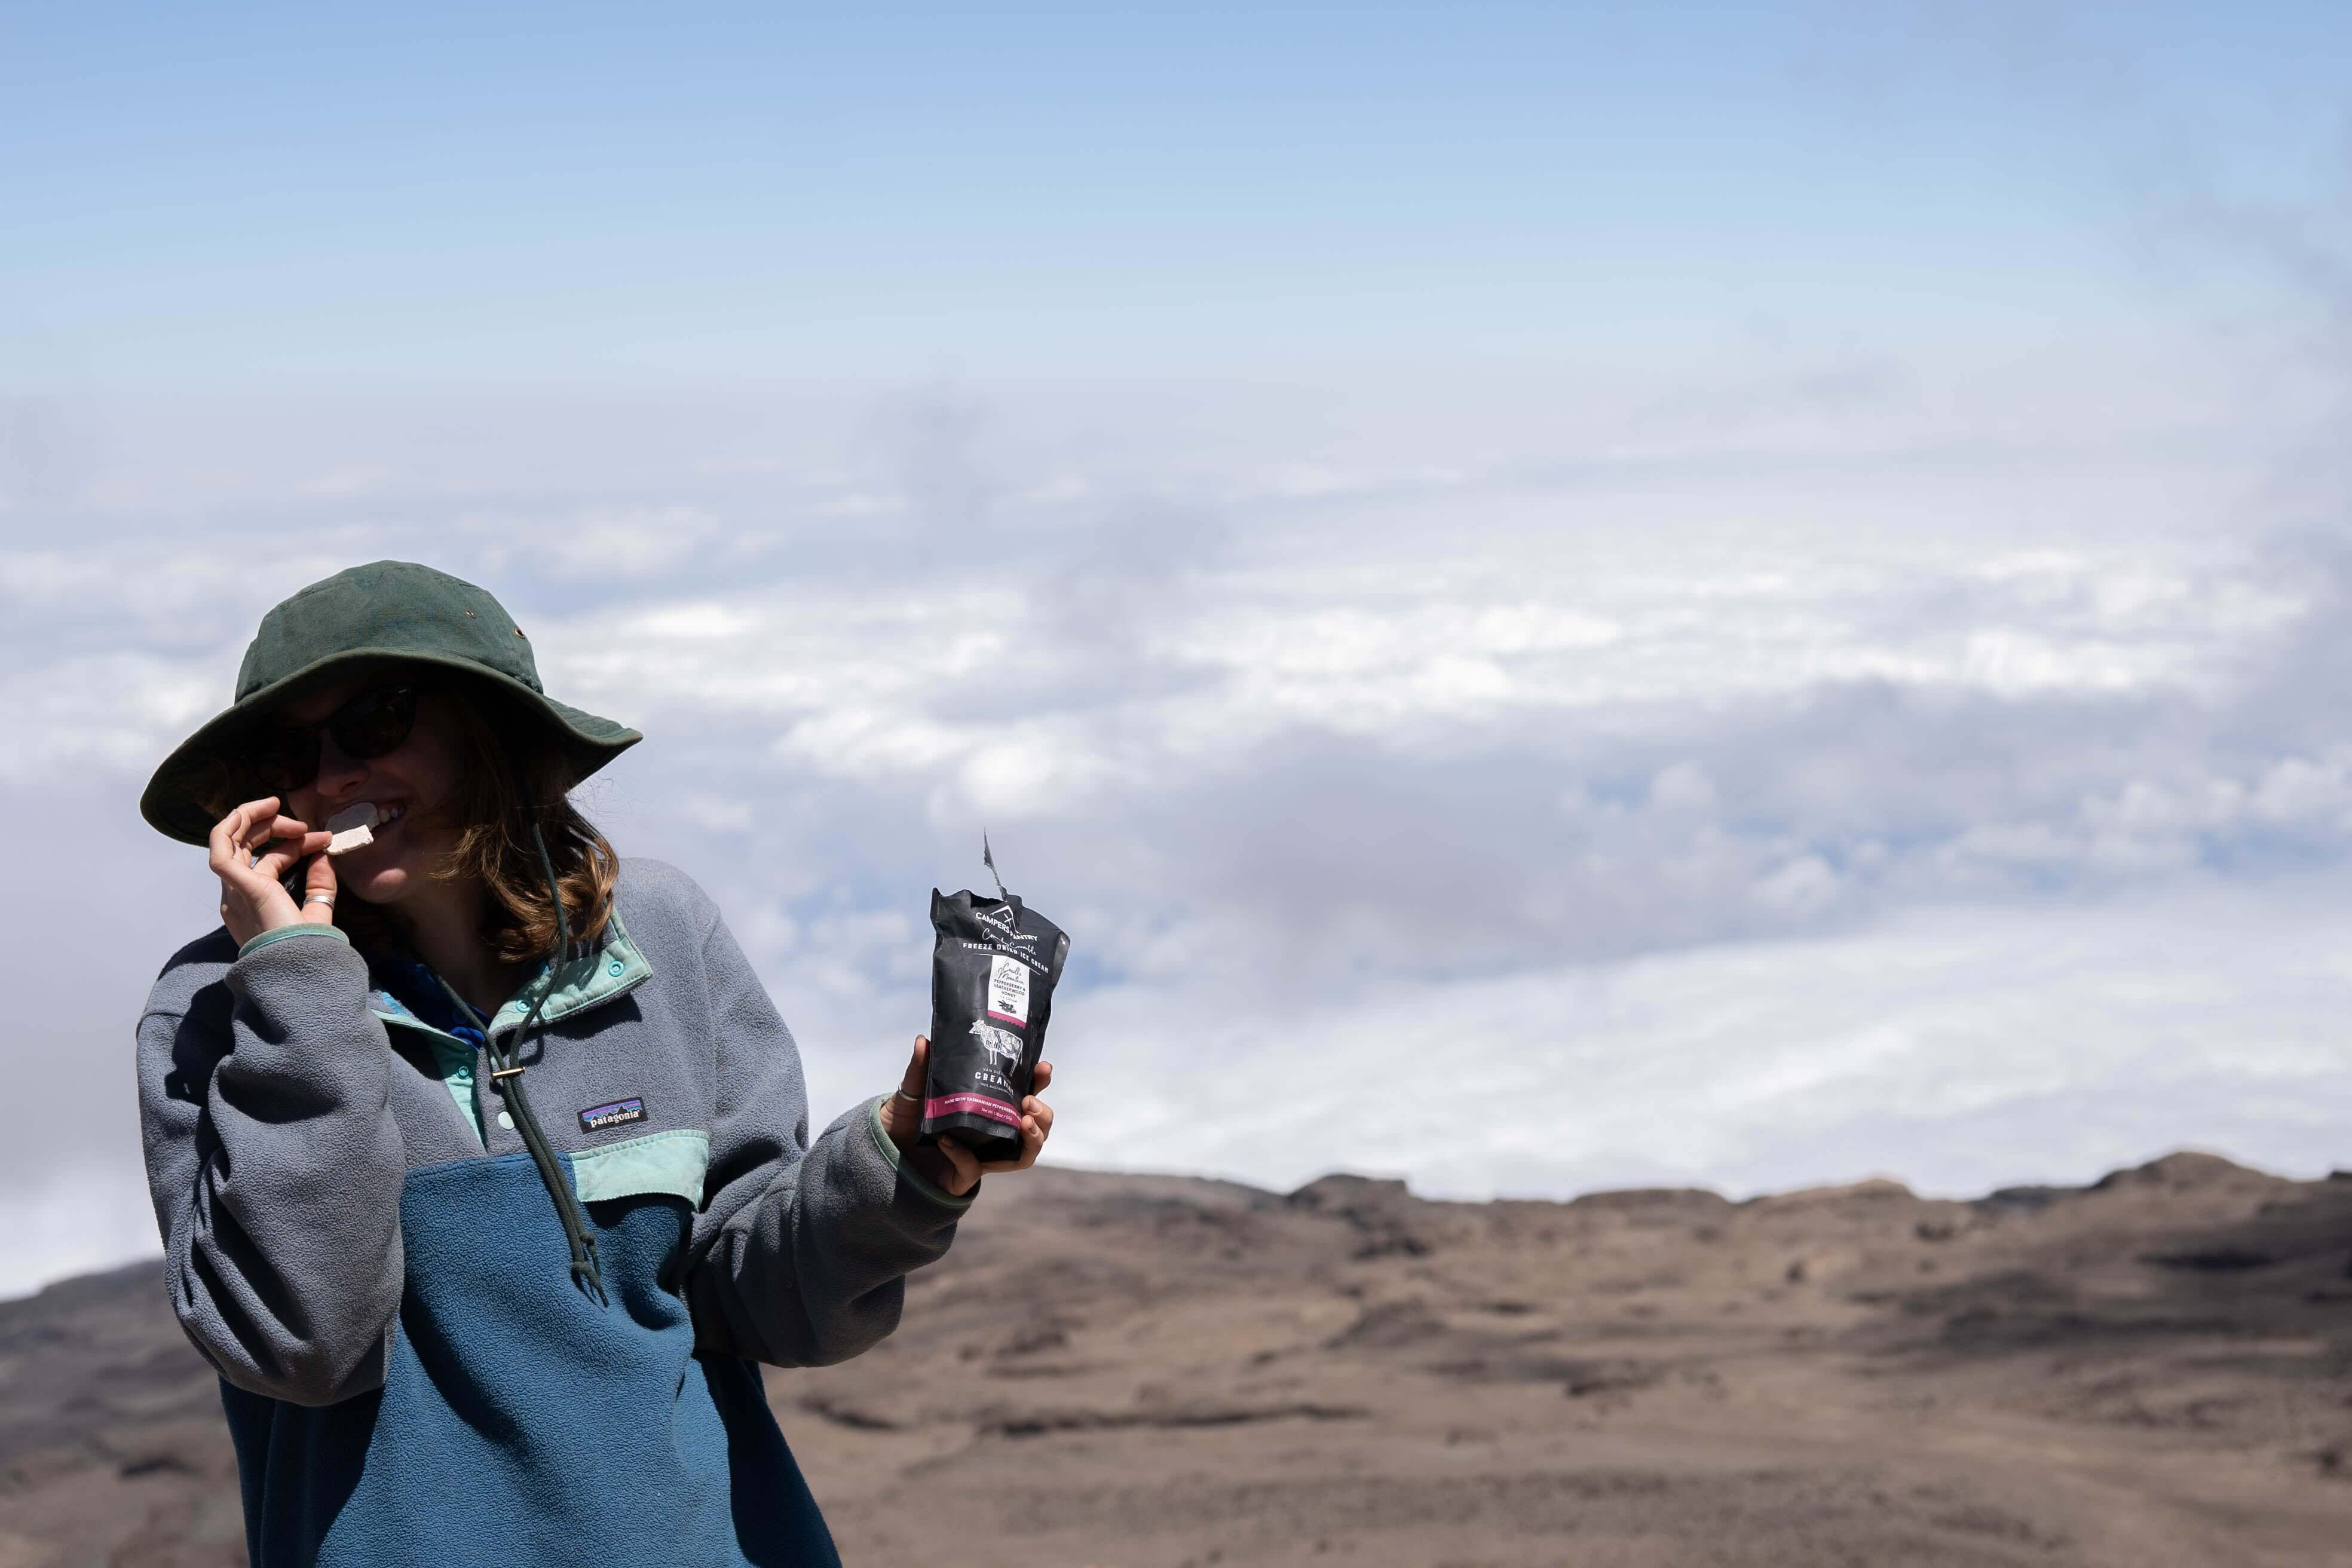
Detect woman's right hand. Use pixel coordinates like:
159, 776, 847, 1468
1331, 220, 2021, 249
209, 797, 336, 948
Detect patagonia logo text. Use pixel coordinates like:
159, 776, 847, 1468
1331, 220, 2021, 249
578, 1097, 647, 1133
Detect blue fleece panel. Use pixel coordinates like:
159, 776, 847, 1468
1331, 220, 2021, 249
220, 1152, 838, 1567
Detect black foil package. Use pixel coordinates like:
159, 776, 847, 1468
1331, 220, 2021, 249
922, 875, 1071, 1163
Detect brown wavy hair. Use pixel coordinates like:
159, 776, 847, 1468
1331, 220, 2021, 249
333, 682, 620, 964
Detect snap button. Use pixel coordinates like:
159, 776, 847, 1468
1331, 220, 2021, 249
607, 960, 624, 976
497, 1111, 514, 1131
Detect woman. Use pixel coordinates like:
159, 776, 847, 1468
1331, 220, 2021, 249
134, 561, 1053, 1567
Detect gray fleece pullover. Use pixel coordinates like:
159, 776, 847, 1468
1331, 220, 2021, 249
136, 857, 967, 1565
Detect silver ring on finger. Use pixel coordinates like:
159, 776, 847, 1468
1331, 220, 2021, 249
305, 891, 336, 907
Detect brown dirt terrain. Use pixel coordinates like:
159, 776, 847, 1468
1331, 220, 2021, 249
6, 1152, 2352, 1566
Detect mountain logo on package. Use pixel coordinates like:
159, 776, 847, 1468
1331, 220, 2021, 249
975, 901, 1037, 946
968, 1019, 1025, 1069
578, 1097, 648, 1133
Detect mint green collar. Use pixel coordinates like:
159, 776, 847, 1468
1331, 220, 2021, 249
483, 907, 654, 1042
367, 908, 653, 1045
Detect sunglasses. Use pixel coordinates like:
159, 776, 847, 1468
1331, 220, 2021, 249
252, 685, 427, 795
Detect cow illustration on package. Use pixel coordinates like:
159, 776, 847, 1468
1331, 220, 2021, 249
968, 1019, 1025, 1071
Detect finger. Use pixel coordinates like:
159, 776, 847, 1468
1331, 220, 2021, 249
234, 804, 294, 853
1031, 1059, 1054, 1094
299, 852, 339, 924
252, 830, 329, 883
880, 1036, 930, 1149
243, 814, 312, 865
935, 1136, 981, 1196
208, 800, 269, 872
209, 803, 284, 891
1022, 1095, 1054, 1143
214, 803, 295, 877
262, 816, 320, 853
979, 1114, 1046, 1175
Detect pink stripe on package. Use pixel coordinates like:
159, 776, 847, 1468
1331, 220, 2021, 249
923, 1093, 1022, 1127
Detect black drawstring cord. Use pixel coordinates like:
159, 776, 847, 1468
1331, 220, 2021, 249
489, 1062, 608, 1306
508, 810, 606, 1304
442, 808, 609, 1306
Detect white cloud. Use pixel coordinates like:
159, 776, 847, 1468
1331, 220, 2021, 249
0, 652, 225, 779
0, 1165, 163, 1304
546, 505, 721, 579
1024, 890, 2352, 1203
4, 345, 2350, 1300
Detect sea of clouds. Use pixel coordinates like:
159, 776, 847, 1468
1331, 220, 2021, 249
3, 335, 2348, 1297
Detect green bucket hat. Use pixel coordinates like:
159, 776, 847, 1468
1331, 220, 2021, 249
140, 561, 641, 845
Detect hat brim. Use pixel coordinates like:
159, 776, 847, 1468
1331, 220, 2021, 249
140, 651, 641, 846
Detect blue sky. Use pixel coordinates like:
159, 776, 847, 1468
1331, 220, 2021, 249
2, 2, 2351, 1296
8, 2, 2344, 382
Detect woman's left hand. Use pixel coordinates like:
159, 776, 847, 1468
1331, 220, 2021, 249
878, 1034, 1054, 1199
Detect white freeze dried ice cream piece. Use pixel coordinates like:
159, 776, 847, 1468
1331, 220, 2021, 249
325, 802, 379, 857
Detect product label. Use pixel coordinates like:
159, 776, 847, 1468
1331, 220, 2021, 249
578, 1097, 647, 1133
987, 953, 1031, 1025
924, 1092, 1022, 1127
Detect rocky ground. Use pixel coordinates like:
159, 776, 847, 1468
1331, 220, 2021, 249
6, 1152, 2352, 1566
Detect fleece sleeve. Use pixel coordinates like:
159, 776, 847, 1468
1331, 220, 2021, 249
136, 926, 408, 1406
683, 905, 971, 1368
